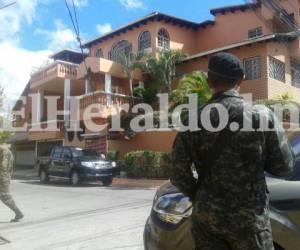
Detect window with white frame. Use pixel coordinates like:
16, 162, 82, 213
269, 56, 285, 82
291, 60, 300, 88
157, 28, 170, 50
108, 40, 132, 63
95, 48, 103, 58
248, 27, 263, 39
244, 57, 261, 80
138, 30, 151, 52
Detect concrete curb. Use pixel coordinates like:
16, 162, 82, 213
12, 170, 39, 181
12, 169, 168, 188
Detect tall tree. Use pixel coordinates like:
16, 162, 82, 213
145, 50, 186, 93
119, 52, 145, 96
0, 84, 13, 143
170, 71, 212, 109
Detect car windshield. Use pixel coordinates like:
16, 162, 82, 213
71, 148, 100, 158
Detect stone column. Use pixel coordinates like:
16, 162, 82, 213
105, 74, 112, 93
64, 79, 71, 127
37, 90, 44, 122
85, 79, 92, 94
139, 81, 145, 89
105, 74, 112, 105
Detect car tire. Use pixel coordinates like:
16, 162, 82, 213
70, 171, 81, 186
40, 168, 49, 183
102, 177, 113, 186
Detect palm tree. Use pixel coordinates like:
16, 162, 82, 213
170, 71, 212, 109
145, 50, 186, 93
119, 52, 145, 96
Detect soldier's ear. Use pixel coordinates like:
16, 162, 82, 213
234, 78, 243, 92
207, 78, 213, 88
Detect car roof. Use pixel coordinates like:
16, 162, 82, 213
267, 177, 300, 201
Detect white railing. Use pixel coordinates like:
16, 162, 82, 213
79, 91, 141, 109
30, 60, 78, 84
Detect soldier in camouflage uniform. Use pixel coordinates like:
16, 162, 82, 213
0, 145, 24, 222
171, 52, 295, 250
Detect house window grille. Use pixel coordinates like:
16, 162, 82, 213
138, 30, 151, 52
109, 40, 132, 63
95, 49, 103, 58
244, 57, 261, 80
291, 60, 300, 88
157, 28, 170, 50
248, 27, 263, 39
269, 56, 285, 82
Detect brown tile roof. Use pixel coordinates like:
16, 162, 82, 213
83, 12, 215, 48
210, 2, 261, 16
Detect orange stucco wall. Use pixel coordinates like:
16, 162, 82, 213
108, 130, 177, 158
267, 41, 300, 100
90, 20, 198, 59
194, 1, 300, 53
178, 42, 269, 100
195, 9, 272, 53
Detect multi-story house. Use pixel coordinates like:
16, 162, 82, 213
10, 0, 300, 167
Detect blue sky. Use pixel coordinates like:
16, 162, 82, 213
0, 0, 244, 100
21, 0, 245, 51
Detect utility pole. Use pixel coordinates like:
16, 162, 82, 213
0, 1, 16, 10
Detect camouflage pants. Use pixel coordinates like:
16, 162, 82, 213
191, 210, 274, 250
0, 184, 22, 215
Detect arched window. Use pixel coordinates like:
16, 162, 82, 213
95, 48, 103, 58
108, 40, 132, 63
157, 28, 170, 50
138, 30, 151, 52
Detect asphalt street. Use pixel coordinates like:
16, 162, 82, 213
0, 179, 157, 250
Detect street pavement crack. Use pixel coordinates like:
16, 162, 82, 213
1, 201, 150, 233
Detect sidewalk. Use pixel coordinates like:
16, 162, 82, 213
12, 169, 167, 188
12, 168, 38, 180
113, 177, 167, 188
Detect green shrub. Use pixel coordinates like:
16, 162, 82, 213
123, 151, 169, 179
254, 99, 300, 123
170, 71, 212, 110
106, 150, 119, 161
160, 153, 172, 178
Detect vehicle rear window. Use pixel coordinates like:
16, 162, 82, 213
52, 147, 63, 158
62, 148, 72, 159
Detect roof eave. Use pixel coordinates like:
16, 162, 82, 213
83, 12, 210, 48
182, 33, 295, 63
210, 3, 261, 16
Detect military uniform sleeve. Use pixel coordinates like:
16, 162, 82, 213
170, 132, 197, 199
265, 113, 295, 177
7, 150, 14, 177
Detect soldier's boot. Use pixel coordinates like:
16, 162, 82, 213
0, 193, 24, 222
10, 211, 24, 222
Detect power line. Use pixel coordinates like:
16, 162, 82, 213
71, 0, 80, 37
64, 0, 89, 79
0, 1, 16, 10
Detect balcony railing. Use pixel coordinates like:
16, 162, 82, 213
80, 91, 141, 110
30, 60, 78, 88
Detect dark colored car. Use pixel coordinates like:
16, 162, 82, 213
144, 132, 300, 250
38, 146, 116, 186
